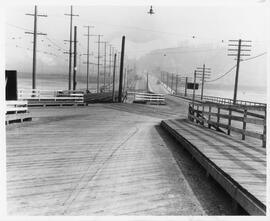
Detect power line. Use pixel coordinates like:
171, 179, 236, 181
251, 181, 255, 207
206, 51, 267, 83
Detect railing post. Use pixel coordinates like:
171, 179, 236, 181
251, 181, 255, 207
202, 103, 205, 126
228, 108, 232, 135
242, 108, 247, 140
217, 107, 220, 126
263, 107, 266, 147
208, 105, 211, 128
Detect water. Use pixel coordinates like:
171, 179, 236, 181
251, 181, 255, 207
18, 74, 267, 104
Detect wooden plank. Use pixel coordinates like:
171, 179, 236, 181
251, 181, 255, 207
161, 119, 266, 215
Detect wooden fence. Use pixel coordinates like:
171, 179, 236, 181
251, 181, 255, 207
188, 102, 266, 147
128, 92, 165, 104
175, 92, 266, 108
6, 100, 32, 124
18, 89, 84, 103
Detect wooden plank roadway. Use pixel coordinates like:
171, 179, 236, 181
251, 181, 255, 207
6, 105, 208, 215
161, 118, 266, 215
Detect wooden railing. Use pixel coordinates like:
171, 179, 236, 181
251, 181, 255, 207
175, 92, 266, 108
18, 89, 84, 102
188, 102, 267, 147
6, 100, 31, 124
127, 92, 165, 104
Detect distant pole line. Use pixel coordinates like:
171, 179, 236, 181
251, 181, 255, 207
103, 42, 107, 88
65, 5, 79, 90
25, 5, 47, 90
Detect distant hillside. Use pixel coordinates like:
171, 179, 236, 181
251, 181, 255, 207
136, 43, 267, 89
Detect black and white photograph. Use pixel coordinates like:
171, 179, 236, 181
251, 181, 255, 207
1, 0, 269, 218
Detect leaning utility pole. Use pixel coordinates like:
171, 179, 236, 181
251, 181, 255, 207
228, 39, 251, 104
118, 36, 125, 103
25, 5, 47, 90
73, 26, 77, 90
83, 25, 94, 91
112, 53, 117, 102
196, 65, 211, 100
65, 5, 79, 90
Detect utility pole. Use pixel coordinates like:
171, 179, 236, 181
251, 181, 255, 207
83, 25, 94, 91
25, 5, 47, 90
196, 65, 211, 100
91, 34, 103, 92
112, 53, 117, 102
192, 71, 197, 109
73, 26, 77, 90
118, 36, 125, 103
65, 5, 79, 90
228, 39, 251, 104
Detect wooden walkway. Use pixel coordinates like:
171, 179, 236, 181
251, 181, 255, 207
161, 118, 266, 215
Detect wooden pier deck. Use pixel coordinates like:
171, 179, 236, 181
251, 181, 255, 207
161, 118, 266, 215
6, 104, 210, 215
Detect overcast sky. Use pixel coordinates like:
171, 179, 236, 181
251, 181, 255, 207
4, 0, 268, 80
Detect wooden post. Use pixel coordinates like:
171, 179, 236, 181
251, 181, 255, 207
242, 108, 247, 140
263, 108, 266, 147
118, 36, 125, 103
217, 107, 220, 129
185, 77, 188, 97
201, 64, 205, 100
228, 109, 232, 135
208, 106, 211, 129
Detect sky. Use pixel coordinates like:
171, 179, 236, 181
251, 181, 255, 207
3, 0, 269, 85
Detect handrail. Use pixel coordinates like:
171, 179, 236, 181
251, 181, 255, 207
188, 102, 266, 147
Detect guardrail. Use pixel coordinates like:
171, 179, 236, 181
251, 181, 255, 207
188, 102, 266, 147
175, 92, 266, 108
6, 100, 32, 124
128, 92, 165, 104
18, 89, 84, 103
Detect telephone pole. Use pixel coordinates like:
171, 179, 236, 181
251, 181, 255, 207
25, 5, 47, 90
83, 25, 94, 91
196, 65, 211, 100
65, 5, 79, 90
228, 39, 251, 104
73, 26, 77, 90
